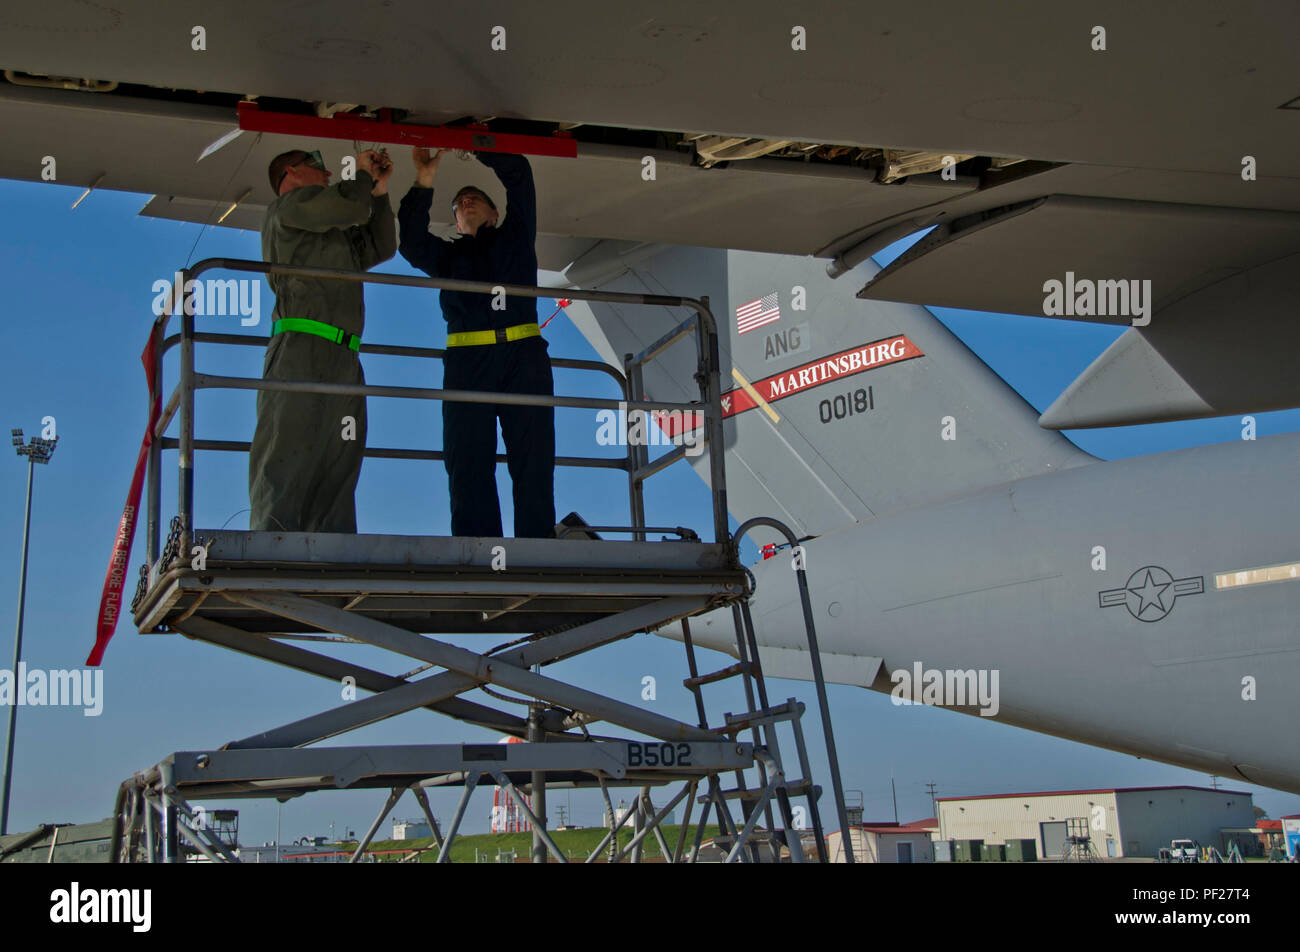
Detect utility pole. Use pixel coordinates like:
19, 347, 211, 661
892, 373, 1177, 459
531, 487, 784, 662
890, 773, 899, 824
925, 781, 938, 819
528, 692, 546, 863
1, 428, 58, 835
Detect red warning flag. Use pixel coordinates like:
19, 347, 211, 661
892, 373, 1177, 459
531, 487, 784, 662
88, 332, 160, 666
540, 298, 570, 330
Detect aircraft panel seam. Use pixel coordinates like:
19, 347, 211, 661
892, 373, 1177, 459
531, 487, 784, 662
882, 572, 1062, 612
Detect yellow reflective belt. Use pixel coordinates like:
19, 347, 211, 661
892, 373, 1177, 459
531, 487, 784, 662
445, 322, 541, 348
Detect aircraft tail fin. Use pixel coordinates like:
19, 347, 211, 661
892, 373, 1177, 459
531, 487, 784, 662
563, 244, 1094, 535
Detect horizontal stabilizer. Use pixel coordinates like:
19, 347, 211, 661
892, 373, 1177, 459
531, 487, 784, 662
658, 621, 882, 689
1038, 329, 1214, 429
754, 645, 882, 689
1041, 251, 1300, 428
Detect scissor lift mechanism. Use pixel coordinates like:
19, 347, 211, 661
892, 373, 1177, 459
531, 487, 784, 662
112, 259, 854, 863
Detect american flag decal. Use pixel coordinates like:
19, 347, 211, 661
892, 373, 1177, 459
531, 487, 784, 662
736, 292, 780, 335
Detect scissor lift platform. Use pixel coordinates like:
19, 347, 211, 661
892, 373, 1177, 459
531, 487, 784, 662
133, 531, 746, 636
111, 259, 854, 863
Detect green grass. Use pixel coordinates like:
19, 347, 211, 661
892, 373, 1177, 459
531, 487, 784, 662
343, 825, 722, 863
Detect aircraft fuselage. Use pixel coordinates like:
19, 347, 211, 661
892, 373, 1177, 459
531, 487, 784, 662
690, 431, 1300, 793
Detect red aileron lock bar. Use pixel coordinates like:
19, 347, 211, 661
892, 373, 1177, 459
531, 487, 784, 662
236, 102, 578, 158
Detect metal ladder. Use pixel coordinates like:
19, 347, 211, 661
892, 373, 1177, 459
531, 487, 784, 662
678, 594, 831, 863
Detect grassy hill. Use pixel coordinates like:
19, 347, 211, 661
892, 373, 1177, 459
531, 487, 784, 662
345, 825, 722, 863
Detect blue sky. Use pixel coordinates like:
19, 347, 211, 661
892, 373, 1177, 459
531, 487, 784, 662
2, 177, 1297, 845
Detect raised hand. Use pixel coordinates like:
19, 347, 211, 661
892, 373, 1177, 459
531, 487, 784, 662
370, 148, 393, 196
355, 149, 380, 180
412, 147, 446, 188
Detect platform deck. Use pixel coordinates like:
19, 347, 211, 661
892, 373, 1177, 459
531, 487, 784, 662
134, 531, 747, 636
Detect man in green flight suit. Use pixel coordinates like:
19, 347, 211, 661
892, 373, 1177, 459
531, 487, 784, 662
249, 147, 396, 532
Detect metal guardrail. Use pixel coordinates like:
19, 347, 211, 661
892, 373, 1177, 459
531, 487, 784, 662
144, 258, 730, 562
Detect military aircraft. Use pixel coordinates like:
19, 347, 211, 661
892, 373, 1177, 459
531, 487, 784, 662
566, 243, 1300, 796
1, 2, 1297, 793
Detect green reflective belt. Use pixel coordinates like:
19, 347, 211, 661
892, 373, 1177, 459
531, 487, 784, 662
445, 322, 541, 348
271, 318, 361, 352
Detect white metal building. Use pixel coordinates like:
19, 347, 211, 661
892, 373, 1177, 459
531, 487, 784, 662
391, 818, 432, 840
936, 786, 1254, 859
827, 819, 937, 863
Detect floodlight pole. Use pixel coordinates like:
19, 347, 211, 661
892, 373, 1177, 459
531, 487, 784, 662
0, 458, 35, 836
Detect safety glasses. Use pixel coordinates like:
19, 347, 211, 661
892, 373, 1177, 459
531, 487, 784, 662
451, 190, 487, 213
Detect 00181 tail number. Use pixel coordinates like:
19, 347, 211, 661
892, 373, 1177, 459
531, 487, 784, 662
818, 386, 874, 424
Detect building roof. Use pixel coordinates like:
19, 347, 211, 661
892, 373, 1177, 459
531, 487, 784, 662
935, 785, 1251, 802
842, 818, 938, 835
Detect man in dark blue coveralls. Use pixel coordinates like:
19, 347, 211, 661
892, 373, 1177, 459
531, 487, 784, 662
397, 147, 555, 538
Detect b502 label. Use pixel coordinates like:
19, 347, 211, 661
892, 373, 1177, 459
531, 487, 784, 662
626, 742, 693, 767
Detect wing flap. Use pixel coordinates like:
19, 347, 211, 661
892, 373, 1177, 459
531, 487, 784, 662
858, 195, 1300, 321
0, 83, 976, 257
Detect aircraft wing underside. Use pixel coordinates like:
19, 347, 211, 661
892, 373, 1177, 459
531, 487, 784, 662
3, 1, 1299, 425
